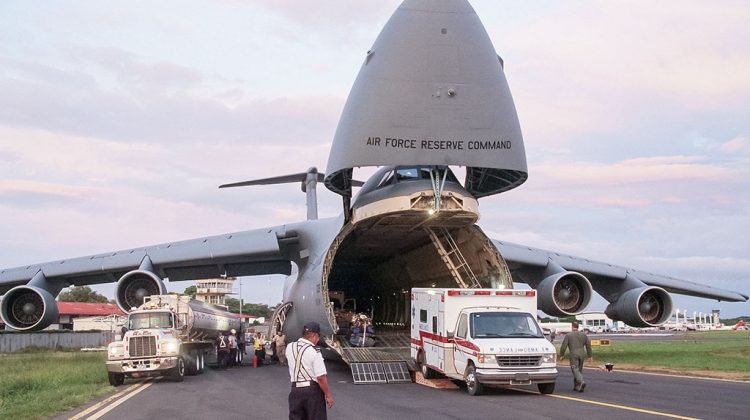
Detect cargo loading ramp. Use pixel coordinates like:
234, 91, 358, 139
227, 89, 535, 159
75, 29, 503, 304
328, 331, 415, 384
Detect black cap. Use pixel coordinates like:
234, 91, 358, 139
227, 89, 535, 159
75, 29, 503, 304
302, 321, 321, 334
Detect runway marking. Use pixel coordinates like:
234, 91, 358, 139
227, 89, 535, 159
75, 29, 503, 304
546, 394, 701, 420
68, 379, 155, 420
583, 366, 749, 383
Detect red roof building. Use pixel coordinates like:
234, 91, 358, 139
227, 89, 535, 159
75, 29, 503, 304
57, 302, 125, 317
53, 302, 125, 330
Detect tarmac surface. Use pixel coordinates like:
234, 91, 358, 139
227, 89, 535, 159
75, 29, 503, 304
60, 353, 749, 420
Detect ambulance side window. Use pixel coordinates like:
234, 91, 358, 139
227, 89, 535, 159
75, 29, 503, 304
456, 314, 468, 339
420, 309, 427, 323
432, 316, 438, 334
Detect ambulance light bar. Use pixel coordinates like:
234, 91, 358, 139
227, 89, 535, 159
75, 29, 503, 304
446, 290, 536, 297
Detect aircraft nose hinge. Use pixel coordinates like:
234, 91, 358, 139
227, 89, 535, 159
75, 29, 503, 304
428, 166, 449, 215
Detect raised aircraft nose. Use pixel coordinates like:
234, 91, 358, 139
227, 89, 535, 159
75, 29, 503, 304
325, 0, 527, 198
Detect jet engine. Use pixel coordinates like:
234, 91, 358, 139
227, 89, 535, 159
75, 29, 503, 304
536, 271, 593, 317
0, 285, 59, 331
605, 286, 673, 327
116, 270, 166, 313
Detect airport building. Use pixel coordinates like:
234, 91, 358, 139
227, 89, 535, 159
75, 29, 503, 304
195, 277, 236, 306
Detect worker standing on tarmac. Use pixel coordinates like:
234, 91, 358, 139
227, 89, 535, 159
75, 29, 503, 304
253, 332, 266, 366
227, 329, 238, 367
216, 332, 229, 370
558, 321, 593, 392
286, 322, 334, 420
273, 330, 288, 366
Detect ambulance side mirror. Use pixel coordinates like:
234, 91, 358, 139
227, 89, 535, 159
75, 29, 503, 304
447, 331, 454, 340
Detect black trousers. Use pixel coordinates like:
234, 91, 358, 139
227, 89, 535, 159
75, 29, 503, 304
217, 351, 228, 369
289, 382, 326, 420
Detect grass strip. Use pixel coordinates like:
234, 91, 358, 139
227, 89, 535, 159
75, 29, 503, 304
579, 330, 750, 379
0, 351, 113, 420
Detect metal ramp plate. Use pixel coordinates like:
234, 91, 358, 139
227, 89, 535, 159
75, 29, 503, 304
382, 361, 412, 383
351, 361, 411, 384
351, 362, 388, 384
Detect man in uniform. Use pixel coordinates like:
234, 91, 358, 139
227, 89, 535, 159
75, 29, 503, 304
273, 330, 288, 366
286, 321, 334, 419
558, 321, 593, 392
227, 329, 238, 367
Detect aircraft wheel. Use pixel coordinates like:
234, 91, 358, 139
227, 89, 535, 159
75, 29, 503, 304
465, 364, 483, 396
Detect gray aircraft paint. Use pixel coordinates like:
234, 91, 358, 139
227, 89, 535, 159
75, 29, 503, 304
325, 0, 527, 198
1, 0, 747, 336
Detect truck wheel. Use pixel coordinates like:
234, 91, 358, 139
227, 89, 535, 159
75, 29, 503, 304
185, 351, 199, 376
538, 382, 555, 394
418, 351, 436, 379
465, 365, 483, 396
198, 352, 205, 374
108, 372, 125, 387
171, 357, 185, 382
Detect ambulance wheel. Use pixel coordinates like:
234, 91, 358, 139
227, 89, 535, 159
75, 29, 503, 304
171, 357, 185, 382
108, 372, 124, 387
465, 365, 483, 396
185, 350, 199, 376
538, 382, 555, 394
418, 351, 436, 379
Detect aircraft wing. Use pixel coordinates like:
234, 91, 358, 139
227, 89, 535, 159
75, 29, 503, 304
0, 226, 299, 295
494, 240, 748, 302
0, 225, 302, 330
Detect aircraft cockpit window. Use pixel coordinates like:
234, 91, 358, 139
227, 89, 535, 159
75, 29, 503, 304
395, 168, 420, 180
378, 171, 395, 187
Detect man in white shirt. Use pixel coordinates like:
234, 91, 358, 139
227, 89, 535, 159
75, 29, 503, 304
285, 322, 334, 419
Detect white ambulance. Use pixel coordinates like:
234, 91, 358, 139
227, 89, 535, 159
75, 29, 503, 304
411, 288, 557, 396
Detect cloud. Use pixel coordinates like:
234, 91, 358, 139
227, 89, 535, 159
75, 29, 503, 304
720, 136, 747, 154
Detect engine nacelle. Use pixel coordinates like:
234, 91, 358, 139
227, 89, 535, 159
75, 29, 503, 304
0, 285, 59, 331
605, 286, 673, 327
116, 270, 166, 314
536, 271, 593, 317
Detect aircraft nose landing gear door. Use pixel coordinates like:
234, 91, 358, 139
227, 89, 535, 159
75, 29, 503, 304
453, 312, 470, 375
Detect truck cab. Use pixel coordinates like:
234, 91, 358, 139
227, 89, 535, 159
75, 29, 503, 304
106, 295, 235, 386
411, 288, 557, 396
106, 307, 190, 386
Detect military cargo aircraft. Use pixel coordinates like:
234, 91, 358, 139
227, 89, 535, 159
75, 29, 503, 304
1, 0, 746, 341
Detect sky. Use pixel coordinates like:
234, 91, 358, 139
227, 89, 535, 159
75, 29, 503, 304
0, 0, 748, 319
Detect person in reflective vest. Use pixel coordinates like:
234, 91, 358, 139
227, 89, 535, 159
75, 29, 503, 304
286, 322, 334, 420
253, 332, 266, 366
215, 332, 229, 370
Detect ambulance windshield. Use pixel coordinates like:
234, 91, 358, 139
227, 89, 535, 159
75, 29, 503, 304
470, 312, 543, 339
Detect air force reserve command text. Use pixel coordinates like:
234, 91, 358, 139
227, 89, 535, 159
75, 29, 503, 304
365, 136, 512, 151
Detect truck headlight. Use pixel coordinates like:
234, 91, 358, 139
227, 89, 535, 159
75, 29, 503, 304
161, 339, 180, 355
541, 353, 556, 364
108, 344, 124, 359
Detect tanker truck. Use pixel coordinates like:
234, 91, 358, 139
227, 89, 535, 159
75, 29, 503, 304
105, 294, 242, 386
